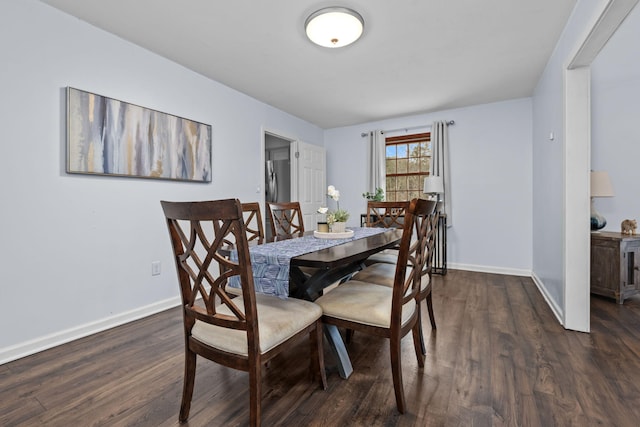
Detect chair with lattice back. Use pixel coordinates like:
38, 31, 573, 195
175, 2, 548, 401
366, 201, 409, 229
355, 199, 439, 352
267, 201, 305, 237
364, 201, 410, 265
242, 202, 265, 244
316, 198, 432, 413
222, 202, 267, 297
161, 198, 326, 427
416, 206, 440, 347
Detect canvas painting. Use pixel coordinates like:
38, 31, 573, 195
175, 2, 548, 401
67, 87, 212, 182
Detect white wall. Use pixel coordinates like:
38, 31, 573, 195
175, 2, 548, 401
8, 0, 624, 362
591, 5, 640, 230
325, 98, 533, 275
0, 0, 323, 362
531, 0, 623, 317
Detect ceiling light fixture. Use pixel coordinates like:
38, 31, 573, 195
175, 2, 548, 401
305, 7, 364, 48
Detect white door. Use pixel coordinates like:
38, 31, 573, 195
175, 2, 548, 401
291, 141, 326, 230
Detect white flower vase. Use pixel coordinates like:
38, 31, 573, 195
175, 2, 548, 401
330, 222, 347, 233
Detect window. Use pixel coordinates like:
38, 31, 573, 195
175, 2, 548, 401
385, 133, 431, 201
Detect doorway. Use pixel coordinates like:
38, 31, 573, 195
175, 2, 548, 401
563, 0, 638, 332
264, 133, 294, 239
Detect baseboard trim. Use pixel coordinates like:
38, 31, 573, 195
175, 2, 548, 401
448, 262, 531, 277
530, 271, 564, 326
2, 265, 567, 365
0, 296, 181, 365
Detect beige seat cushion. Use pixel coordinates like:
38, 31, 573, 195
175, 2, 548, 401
315, 281, 416, 328
354, 262, 398, 287
365, 249, 399, 265
225, 285, 243, 296
354, 263, 430, 291
191, 293, 322, 356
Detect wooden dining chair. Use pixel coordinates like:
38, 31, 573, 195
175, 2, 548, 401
315, 198, 431, 413
355, 200, 439, 354
364, 201, 410, 265
221, 202, 267, 297
242, 202, 265, 244
161, 198, 326, 427
416, 207, 440, 350
366, 201, 409, 229
267, 201, 305, 237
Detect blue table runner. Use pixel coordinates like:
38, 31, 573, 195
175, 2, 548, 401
229, 226, 388, 298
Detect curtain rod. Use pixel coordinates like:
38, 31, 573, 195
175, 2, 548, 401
360, 120, 455, 137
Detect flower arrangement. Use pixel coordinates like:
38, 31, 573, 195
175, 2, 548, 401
318, 185, 350, 228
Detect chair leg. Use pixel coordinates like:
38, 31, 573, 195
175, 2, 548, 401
249, 357, 262, 427
310, 322, 328, 389
412, 319, 425, 368
417, 306, 427, 356
390, 334, 406, 413
179, 349, 197, 422
426, 293, 437, 329
418, 293, 436, 356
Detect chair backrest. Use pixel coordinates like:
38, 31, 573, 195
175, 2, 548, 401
366, 201, 410, 228
161, 199, 260, 351
267, 201, 305, 237
390, 198, 438, 326
423, 208, 440, 277
241, 202, 265, 245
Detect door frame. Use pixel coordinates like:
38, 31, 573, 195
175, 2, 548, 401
261, 128, 298, 228
563, 0, 638, 332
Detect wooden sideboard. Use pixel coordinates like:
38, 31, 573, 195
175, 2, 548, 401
590, 231, 640, 304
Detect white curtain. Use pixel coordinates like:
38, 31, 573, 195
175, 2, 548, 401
366, 130, 386, 195
430, 121, 452, 224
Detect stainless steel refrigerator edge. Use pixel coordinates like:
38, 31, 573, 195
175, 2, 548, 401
265, 159, 291, 203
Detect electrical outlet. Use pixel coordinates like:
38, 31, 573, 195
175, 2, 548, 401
151, 261, 161, 276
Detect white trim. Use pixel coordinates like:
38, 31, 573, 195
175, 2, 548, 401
261, 126, 299, 208
0, 262, 559, 365
563, 66, 592, 332
531, 272, 564, 326
561, 0, 638, 333
570, 0, 639, 68
448, 263, 531, 277
0, 296, 181, 365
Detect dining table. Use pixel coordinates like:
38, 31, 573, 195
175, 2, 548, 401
229, 226, 403, 379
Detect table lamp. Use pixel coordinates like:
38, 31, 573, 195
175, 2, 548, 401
424, 176, 444, 211
590, 171, 614, 230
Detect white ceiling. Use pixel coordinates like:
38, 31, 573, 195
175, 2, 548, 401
40, 0, 577, 129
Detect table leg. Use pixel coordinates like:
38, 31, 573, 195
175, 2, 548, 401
290, 263, 362, 379
323, 324, 353, 379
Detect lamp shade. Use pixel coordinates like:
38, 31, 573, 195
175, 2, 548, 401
590, 171, 614, 197
305, 7, 364, 48
423, 176, 444, 194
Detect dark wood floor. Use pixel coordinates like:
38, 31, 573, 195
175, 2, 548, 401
3, 270, 640, 426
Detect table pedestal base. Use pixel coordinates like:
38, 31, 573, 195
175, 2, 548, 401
323, 325, 353, 379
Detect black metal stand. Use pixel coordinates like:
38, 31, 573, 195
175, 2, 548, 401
432, 214, 447, 275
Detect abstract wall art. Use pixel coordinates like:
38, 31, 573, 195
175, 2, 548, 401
66, 87, 212, 182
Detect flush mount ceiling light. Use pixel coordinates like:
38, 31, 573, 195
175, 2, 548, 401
305, 7, 364, 48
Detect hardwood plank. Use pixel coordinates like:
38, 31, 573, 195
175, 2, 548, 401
487, 274, 534, 426
511, 276, 590, 426
3, 270, 640, 426
446, 271, 493, 426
